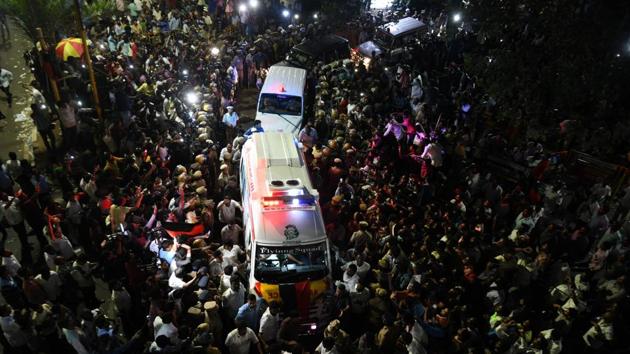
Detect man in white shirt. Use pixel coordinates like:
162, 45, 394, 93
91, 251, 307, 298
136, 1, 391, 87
222, 106, 239, 142
4, 152, 21, 180
220, 143, 234, 164
298, 122, 318, 150
342, 264, 360, 292
0, 192, 31, 257
30, 80, 46, 106
209, 250, 225, 278
217, 196, 242, 225
218, 240, 245, 268
342, 253, 371, 281
222, 276, 246, 322
221, 222, 242, 244
225, 320, 262, 354
259, 301, 280, 346
168, 268, 197, 290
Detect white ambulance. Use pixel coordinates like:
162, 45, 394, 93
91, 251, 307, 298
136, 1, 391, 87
255, 64, 307, 135
239, 132, 332, 333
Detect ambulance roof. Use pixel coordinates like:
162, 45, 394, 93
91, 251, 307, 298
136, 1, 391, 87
242, 132, 326, 245
260, 64, 307, 97
245, 132, 317, 199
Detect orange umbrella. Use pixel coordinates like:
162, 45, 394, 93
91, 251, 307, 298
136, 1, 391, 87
55, 38, 90, 61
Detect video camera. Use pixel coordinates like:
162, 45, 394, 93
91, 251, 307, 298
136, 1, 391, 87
105, 225, 131, 242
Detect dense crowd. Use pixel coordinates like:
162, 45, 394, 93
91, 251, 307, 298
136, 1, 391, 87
0, 1, 628, 354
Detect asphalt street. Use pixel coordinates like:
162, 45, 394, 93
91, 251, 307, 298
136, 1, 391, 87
0, 18, 39, 161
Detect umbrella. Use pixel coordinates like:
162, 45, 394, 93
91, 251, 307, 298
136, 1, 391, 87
55, 38, 91, 61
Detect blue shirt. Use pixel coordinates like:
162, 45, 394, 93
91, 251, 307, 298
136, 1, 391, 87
235, 301, 264, 330
244, 125, 264, 138
0, 169, 11, 190
159, 249, 176, 264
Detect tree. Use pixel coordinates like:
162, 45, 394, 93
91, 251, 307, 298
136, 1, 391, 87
0, 0, 73, 42
0, 0, 115, 43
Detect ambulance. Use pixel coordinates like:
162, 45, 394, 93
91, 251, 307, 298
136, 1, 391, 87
239, 132, 332, 334
255, 64, 307, 135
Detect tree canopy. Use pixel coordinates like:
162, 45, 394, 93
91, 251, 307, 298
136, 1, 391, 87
0, 0, 115, 43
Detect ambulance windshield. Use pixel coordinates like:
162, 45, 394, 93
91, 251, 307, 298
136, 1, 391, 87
254, 242, 328, 283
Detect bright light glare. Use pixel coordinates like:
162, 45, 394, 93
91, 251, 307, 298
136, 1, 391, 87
370, 0, 394, 9
99, 44, 105, 49
313, 13, 318, 19
453, 13, 462, 22
77, 101, 83, 107
238, 4, 247, 12
183, 69, 189, 75
40, 104, 47, 110
294, 14, 299, 20
185, 92, 199, 104
287, 189, 302, 196
292, 199, 300, 206
211, 47, 219, 55
282, 9, 290, 18
249, 0, 259, 8
129, 64, 134, 69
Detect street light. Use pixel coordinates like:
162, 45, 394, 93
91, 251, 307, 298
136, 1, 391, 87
452, 13, 462, 22
238, 4, 247, 12
313, 13, 318, 19
282, 9, 290, 18
211, 47, 220, 56
249, 0, 259, 8
294, 14, 300, 20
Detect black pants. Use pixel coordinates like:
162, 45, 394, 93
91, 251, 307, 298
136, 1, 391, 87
0, 86, 11, 106
10, 222, 31, 260
62, 125, 77, 151
38, 128, 56, 152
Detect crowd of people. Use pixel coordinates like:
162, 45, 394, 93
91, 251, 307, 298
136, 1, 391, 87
0, 1, 628, 354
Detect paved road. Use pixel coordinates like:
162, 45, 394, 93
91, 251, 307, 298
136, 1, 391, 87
0, 22, 41, 352
236, 86, 259, 130
0, 18, 38, 161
